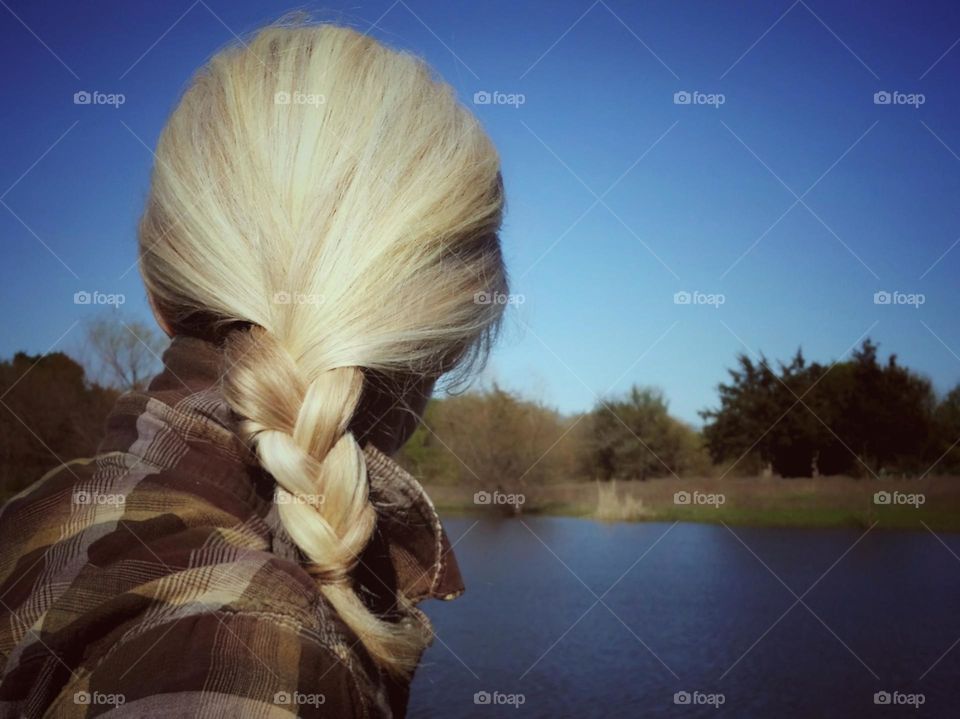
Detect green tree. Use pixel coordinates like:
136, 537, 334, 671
930, 383, 960, 474
702, 340, 937, 477
0, 352, 118, 500
588, 386, 707, 480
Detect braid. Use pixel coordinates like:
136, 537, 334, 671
223, 327, 429, 675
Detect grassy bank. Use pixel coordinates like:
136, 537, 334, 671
423, 476, 960, 532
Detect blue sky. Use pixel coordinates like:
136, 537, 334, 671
2, 0, 960, 424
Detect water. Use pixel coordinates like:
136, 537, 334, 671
408, 517, 960, 718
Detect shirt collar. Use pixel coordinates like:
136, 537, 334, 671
100, 334, 464, 604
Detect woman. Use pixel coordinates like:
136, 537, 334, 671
0, 20, 506, 718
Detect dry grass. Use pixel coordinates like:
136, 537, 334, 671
423, 475, 960, 531
594, 481, 650, 522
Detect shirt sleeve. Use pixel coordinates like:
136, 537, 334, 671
54, 611, 372, 718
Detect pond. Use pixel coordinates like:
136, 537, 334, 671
409, 517, 960, 717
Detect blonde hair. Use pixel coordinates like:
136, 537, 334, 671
138, 21, 506, 676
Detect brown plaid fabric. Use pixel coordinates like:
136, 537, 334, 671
0, 336, 463, 718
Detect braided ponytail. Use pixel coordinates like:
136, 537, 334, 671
138, 20, 507, 676
223, 328, 427, 673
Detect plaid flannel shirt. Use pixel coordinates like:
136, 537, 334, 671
0, 336, 463, 718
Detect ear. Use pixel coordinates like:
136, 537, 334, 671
147, 292, 175, 338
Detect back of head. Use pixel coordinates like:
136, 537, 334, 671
138, 20, 507, 676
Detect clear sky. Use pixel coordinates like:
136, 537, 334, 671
2, 0, 960, 424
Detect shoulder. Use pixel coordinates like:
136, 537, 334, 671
0, 450, 325, 625
50, 608, 379, 718
0, 451, 303, 606
0, 454, 386, 717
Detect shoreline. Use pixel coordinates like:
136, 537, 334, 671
423, 476, 960, 532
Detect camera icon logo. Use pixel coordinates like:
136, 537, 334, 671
474, 691, 491, 705
873, 91, 892, 105
274, 691, 291, 705
674, 491, 691, 505
74, 290, 92, 304
474, 291, 493, 305
273, 291, 291, 304
474, 491, 492, 505
674, 290, 692, 305
73, 91, 92, 105
673, 91, 692, 105
673, 691, 691, 705
873, 491, 891, 505
274, 91, 291, 105
473, 91, 492, 105
874, 691, 891, 705
873, 290, 891, 305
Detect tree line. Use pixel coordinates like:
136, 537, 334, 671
700, 339, 960, 478
1, 322, 958, 505
0, 317, 162, 500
